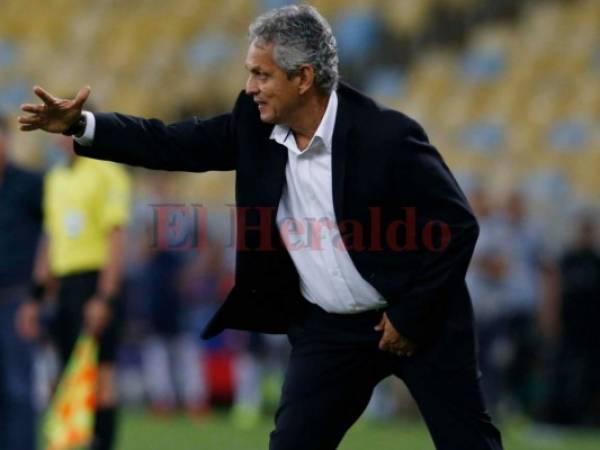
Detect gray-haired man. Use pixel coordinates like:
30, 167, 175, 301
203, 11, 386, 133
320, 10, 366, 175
20, 5, 502, 449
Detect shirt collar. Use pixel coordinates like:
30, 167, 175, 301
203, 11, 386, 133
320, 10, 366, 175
269, 90, 338, 154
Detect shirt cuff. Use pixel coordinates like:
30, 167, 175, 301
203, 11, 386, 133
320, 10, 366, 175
73, 111, 96, 146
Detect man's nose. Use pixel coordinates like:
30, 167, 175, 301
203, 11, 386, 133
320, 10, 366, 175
245, 76, 259, 96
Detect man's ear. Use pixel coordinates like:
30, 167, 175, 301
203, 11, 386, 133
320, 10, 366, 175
296, 64, 315, 95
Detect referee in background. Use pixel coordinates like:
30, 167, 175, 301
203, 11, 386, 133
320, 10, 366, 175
35, 129, 131, 450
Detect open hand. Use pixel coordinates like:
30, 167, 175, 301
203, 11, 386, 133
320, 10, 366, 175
18, 85, 90, 133
15, 300, 40, 341
84, 296, 112, 337
374, 312, 416, 357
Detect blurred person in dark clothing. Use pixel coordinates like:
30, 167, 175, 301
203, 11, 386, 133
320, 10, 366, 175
133, 174, 212, 416
496, 192, 545, 414
466, 186, 510, 414
230, 330, 291, 429
542, 214, 600, 425
140, 249, 206, 416
468, 189, 546, 416
180, 244, 234, 408
0, 113, 43, 450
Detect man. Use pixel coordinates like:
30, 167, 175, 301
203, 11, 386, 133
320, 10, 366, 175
36, 132, 131, 450
542, 215, 600, 425
19, 5, 503, 449
466, 186, 509, 413
493, 192, 544, 414
0, 113, 43, 450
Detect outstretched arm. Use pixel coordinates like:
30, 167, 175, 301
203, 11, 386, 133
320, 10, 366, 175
19, 86, 238, 172
78, 112, 237, 172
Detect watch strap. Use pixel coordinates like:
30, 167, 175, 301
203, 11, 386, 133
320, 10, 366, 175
62, 114, 87, 137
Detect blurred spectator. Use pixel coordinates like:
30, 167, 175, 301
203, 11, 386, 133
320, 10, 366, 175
121, 172, 208, 416
541, 214, 600, 425
496, 192, 546, 414
139, 249, 207, 416
467, 186, 511, 413
468, 189, 546, 415
0, 114, 43, 450
180, 244, 234, 409
230, 332, 289, 429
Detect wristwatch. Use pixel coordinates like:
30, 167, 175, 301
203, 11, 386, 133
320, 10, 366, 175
62, 114, 87, 137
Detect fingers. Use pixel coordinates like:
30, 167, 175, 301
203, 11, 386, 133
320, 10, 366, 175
18, 104, 46, 131
19, 123, 41, 132
73, 85, 91, 108
33, 85, 58, 106
378, 327, 396, 352
375, 313, 416, 357
378, 330, 415, 356
17, 115, 45, 131
379, 338, 403, 355
18, 115, 42, 125
378, 339, 413, 356
21, 103, 45, 114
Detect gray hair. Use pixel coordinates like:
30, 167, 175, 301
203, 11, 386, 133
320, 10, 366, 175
249, 5, 339, 94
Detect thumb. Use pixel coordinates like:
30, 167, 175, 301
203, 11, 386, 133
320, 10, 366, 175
374, 315, 385, 331
74, 85, 91, 108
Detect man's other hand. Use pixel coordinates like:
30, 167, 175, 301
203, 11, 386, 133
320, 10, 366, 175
18, 85, 90, 133
15, 300, 40, 341
374, 312, 416, 357
84, 296, 111, 337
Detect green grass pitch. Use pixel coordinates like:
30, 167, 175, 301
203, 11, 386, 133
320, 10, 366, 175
115, 409, 600, 450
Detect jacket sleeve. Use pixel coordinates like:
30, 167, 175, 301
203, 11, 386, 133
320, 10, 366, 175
384, 122, 479, 345
74, 105, 238, 173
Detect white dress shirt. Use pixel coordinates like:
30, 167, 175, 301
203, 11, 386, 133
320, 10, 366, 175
272, 91, 387, 313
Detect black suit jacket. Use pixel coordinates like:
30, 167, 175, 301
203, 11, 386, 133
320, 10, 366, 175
75, 82, 479, 369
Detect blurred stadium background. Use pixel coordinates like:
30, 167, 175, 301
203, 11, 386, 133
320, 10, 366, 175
1, 0, 599, 449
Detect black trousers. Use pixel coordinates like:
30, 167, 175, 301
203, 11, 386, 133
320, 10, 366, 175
269, 301, 503, 450
51, 271, 123, 364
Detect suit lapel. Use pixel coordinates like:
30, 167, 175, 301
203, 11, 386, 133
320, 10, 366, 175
331, 87, 354, 222
256, 86, 354, 220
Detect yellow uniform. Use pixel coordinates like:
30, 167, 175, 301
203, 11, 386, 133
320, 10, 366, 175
43, 158, 131, 276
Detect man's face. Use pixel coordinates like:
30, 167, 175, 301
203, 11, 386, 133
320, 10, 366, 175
244, 41, 301, 124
